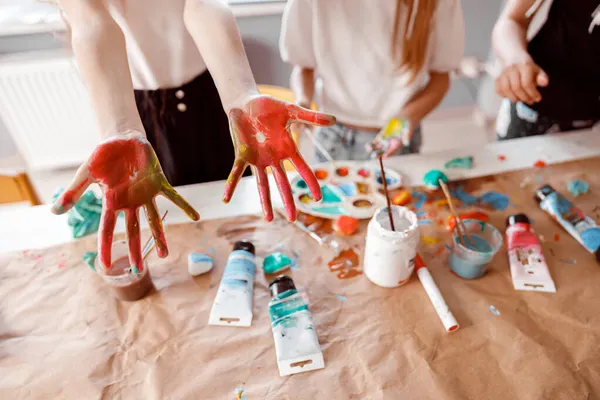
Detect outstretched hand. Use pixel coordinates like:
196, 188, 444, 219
223, 95, 336, 221
52, 131, 200, 272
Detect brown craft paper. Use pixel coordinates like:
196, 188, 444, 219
1, 158, 600, 399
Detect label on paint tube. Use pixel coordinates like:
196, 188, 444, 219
268, 290, 324, 376
539, 192, 600, 253
506, 223, 556, 293
208, 250, 255, 327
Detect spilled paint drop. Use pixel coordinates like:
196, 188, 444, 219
498, 155, 506, 162
412, 191, 427, 209
489, 305, 500, 316
336, 295, 347, 302
533, 160, 547, 168
479, 192, 510, 210
567, 180, 590, 197
554, 233, 560, 242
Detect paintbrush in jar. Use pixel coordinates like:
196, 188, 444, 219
141, 210, 169, 260
377, 155, 396, 231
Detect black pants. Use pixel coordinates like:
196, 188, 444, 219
134, 70, 247, 186
496, 100, 599, 141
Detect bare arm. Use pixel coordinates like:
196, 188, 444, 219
290, 66, 315, 109
492, 0, 549, 104
492, 0, 536, 66
60, 0, 143, 137
183, 0, 258, 110
401, 72, 450, 123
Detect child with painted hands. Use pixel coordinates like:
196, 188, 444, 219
52, 0, 334, 271
493, 0, 600, 139
281, 0, 465, 161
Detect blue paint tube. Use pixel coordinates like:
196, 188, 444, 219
208, 241, 255, 327
268, 276, 324, 376
535, 185, 600, 261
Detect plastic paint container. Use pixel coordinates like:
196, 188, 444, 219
94, 240, 153, 301
449, 220, 503, 279
363, 206, 419, 287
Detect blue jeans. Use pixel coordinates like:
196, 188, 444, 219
313, 122, 422, 162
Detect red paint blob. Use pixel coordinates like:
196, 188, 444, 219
554, 233, 560, 242
334, 216, 360, 236
533, 160, 547, 168
357, 168, 371, 178
314, 169, 328, 180
336, 167, 349, 177
498, 155, 506, 162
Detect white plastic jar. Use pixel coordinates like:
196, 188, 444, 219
363, 206, 420, 288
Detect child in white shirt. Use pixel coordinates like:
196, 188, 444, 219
280, 0, 465, 160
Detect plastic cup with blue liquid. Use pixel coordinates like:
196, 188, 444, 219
450, 220, 503, 279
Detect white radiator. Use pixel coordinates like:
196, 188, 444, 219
0, 49, 100, 170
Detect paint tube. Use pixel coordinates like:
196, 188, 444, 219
535, 185, 600, 262
506, 214, 556, 293
415, 255, 459, 333
208, 241, 255, 327
268, 276, 324, 376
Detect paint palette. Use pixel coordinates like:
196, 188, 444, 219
292, 161, 403, 219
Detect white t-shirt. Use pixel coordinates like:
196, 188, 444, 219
280, 0, 465, 127
107, 0, 207, 90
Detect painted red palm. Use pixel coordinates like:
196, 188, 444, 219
52, 131, 199, 272
223, 95, 336, 221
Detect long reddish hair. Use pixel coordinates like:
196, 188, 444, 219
392, 0, 437, 82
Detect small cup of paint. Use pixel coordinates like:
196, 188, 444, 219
94, 240, 154, 301
449, 220, 503, 279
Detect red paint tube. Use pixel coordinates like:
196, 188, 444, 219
506, 214, 556, 293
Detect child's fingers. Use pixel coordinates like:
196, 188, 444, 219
126, 208, 143, 273
271, 164, 296, 222
289, 152, 322, 202
98, 210, 117, 270
383, 138, 403, 158
508, 68, 532, 104
495, 74, 516, 103
162, 185, 200, 221
51, 165, 92, 214
536, 69, 549, 87
222, 159, 248, 204
520, 66, 542, 103
288, 104, 336, 127
143, 200, 168, 258
252, 166, 274, 222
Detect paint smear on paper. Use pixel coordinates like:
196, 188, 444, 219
554, 234, 560, 242
328, 248, 361, 279
235, 388, 246, 400
418, 220, 432, 225
412, 191, 427, 209
498, 155, 506, 162
479, 192, 510, 211
489, 305, 501, 316
422, 236, 442, 245
450, 187, 478, 206
336, 295, 347, 302
444, 156, 473, 169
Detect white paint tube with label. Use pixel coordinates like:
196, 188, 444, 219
208, 241, 255, 327
268, 276, 324, 376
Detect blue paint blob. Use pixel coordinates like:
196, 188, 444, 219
337, 182, 357, 196
489, 305, 501, 316
336, 295, 347, 302
568, 179, 589, 197
190, 253, 213, 263
296, 179, 308, 189
418, 220, 432, 225
479, 191, 510, 211
416, 210, 426, 217
321, 186, 342, 203
412, 190, 427, 209
450, 186, 478, 206
375, 170, 397, 186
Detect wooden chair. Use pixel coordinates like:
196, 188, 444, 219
0, 171, 40, 206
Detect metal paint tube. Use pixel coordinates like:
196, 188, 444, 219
268, 276, 324, 376
208, 241, 256, 327
506, 214, 556, 293
535, 185, 600, 262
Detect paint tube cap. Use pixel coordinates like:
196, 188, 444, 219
269, 275, 296, 298
233, 240, 255, 255
507, 213, 530, 227
534, 184, 556, 204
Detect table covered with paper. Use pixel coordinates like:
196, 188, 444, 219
1, 157, 600, 399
